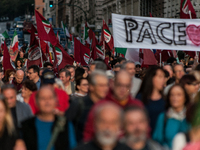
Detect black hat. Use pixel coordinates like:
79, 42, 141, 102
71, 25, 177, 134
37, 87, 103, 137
41, 69, 55, 84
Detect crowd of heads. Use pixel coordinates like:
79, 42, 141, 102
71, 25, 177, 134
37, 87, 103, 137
0, 53, 200, 150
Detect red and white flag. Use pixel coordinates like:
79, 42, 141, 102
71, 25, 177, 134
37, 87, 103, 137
35, 10, 57, 46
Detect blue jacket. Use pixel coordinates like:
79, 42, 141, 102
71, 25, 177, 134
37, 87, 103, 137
153, 112, 190, 149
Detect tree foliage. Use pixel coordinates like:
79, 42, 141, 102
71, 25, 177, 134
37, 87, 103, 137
0, 0, 34, 20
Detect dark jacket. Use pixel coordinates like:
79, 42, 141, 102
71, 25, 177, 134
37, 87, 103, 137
21, 116, 71, 150
74, 140, 132, 150
15, 101, 33, 128
83, 90, 143, 142
0, 127, 17, 150
65, 94, 94, 143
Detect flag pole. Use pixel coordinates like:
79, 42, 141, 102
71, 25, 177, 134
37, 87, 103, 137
38, 39, 44, 68
189, 10, 198, 62
160, 52, 162, 67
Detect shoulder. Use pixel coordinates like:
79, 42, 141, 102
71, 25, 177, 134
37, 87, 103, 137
132, 77, 142, 83
115, 142, 132, 150
173, 133, 187, 143
16, 101, 29, 108
147, 139, 164, 150
73, 142, 95, 150
21, 116, 35, 127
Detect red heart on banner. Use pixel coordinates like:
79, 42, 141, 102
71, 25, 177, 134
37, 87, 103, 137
186, 25, 200, 46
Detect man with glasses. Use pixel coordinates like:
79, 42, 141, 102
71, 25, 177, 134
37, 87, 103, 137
83, 70, 143, 142
27, 65, 41, 90
164, 64, 185, 96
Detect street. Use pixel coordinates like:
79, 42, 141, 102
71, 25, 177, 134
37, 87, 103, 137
0, 21, 12, 33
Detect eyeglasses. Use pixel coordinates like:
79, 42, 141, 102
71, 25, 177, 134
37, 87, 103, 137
187, 82, 200, 86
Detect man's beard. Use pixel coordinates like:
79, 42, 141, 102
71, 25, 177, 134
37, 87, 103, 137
126, 129, 147, 143
96, 130, 118, 146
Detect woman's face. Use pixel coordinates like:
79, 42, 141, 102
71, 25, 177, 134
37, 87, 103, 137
0, 101, 6, 124
152, 69, 165, 91
21, 86, 32, 99
9, 74, 14, 82
169, 86, 185, 109
78, 79, 89, 94
17, 60, 21, 67
185, 82, 199, 95
20, 51, 24, 58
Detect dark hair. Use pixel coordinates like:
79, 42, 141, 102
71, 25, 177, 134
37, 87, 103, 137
28, 65, 39, 75
167, 57, 177, 64
64, 65, 75, 70
137, 66, 164, 104
124, 106, 149, 120
22, 79, 37, 91
15, 59, 22, 68
164, 70, 169, 78
1, 84, 17, 93
179, 74, 197, 87
75, 67, 85, 81
117, 57, 126, 63
166, 84, 190, 110
59, 69, 71, 78
114, 64, 122, 69
75, 77, 88, 91
44, 62, 53, 68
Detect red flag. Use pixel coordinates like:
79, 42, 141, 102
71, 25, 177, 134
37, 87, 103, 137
91, 34, 98, 61
53, 43, 74, 70
180, 0, 196, 19
74, 37, 81, 63
101, 20, 114, 51
74, 37, 90, 65
35, 10, 57, 45
27, 25, 42, 68
149, 12, 153, 17
3, 41, 15, 71
143, 49, 157, 65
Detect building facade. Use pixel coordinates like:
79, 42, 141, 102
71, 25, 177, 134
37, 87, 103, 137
35, 0, 45, 16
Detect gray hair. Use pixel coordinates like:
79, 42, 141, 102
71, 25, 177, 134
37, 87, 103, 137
88, 70, 108, 85
121, 61, 135, 69
94, 102, 123, 123
91, 61, 107, 71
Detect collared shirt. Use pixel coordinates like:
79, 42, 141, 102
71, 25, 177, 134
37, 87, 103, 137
36, 78, 41, 90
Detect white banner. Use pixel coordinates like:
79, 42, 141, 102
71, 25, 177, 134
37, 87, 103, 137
112, 13, 200, 51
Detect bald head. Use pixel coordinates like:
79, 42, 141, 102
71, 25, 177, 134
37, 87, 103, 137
94, 102, 122, 122
15, 70, 24, 84
113, 70, 132, 101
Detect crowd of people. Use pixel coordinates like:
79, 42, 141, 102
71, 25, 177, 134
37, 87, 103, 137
0, 51, 200, 150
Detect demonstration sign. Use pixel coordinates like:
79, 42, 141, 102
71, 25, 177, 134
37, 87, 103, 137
112, 13, 200, 51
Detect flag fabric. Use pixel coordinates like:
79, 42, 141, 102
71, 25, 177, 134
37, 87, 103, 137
10, 30, 18, 52
96, 45, 105, 59
180, 0, 196, 19
2, 31, 9, 39
27, 25, 42, 68
143, 49, 157, 65
56, 31, 60, 43
52, 42, 74, 70
83, 22, 90, 44
74, 37, 90, 65
3, 41, 15, 71
61, 21, 70, 38
35, 10, 57, 46
101, 20, 114, 51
